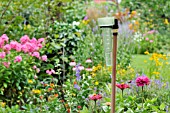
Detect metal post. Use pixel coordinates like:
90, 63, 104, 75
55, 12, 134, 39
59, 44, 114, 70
97, 17, 118, 113
111, 19, 118, 113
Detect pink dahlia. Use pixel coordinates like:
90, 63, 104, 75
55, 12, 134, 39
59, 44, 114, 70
136, 75, 150, 87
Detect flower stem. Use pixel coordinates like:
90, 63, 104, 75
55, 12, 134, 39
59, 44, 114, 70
122, 89, 124, 98
142, 86, 144, 109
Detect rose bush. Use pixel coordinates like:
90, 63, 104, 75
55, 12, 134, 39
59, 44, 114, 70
0, 34, 49, 106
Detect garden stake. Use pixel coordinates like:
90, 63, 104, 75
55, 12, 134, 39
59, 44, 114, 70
112, 19, 119, 113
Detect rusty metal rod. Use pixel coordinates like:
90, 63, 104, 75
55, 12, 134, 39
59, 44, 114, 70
111, 34, 117, 113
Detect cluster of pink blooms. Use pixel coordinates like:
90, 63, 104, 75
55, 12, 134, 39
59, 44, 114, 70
0, 34, 47, 68
143, 30, 156, 43
46, 69, 56, 75
32, 65, 40, 73
136, 75, 150, 87
89, 94, 102, 101
69, 58, 93, 71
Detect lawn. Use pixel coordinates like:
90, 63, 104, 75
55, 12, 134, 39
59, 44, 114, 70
132, 54, 170, 81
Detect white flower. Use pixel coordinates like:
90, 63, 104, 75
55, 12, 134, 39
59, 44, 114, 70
72, 21, 80, 26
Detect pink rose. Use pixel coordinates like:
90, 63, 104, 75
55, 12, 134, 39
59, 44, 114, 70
46, 70, 52, 75
3, 62, 10, 68
15, 43, 22, 52
1, 34, 9, 43
32, 52, 40, 59
14, 56, 22, 63
41, 55, 47, 62
34, 75, 38, 79
0, 52, 6, 59
20, 35, 30, 44
29, 38, 37, 44
145, 38, 149, 41
0, 38, 5, 48
46, 69, 55, 75
36, 68, 40, 73
51, 69, 55, 74
3, 44, 11, 51
33, 65, 37, 69
38, 38, 45, 43
150, 40, 153, 43
21, 44, 28, 53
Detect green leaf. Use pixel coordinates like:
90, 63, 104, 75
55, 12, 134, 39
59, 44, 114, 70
160, 103, 165, 110
80, 106, 91, 113
116, 107, 124, 113
126, 108, 134, 113
3, 83, 7, 88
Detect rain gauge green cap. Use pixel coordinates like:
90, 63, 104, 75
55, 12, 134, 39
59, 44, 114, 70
98, 17, 115, 66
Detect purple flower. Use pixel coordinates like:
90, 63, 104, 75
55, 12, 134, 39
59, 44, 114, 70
75, 64, 81, 81
166, 106, 169, 113
76, 75, 81, 81
83, 16, 88, 20
74, 84, 80, 90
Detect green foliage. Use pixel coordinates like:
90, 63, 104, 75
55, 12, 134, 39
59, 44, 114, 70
121, 0, 170, 32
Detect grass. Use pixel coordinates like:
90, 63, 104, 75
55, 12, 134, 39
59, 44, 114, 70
131, 54, 170, 81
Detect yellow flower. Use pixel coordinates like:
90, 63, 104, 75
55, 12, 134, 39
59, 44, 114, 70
95, 81, 99, 85
164, 19, 169, 25
153, 71, 160, 75
144, 51, 149, 55
97, 64, 102, 69
50, 83, 55, 88
27, 24, 31, 29
82, 20, 90, 25
131, 11, 137, 16
128, 23, 133, 30
28, 80, 33, 84
144, 60, 147, 63
165, 62, 169, 65
134, 21, 139, 25
1, 102, 6, 108
72, 93, 76, 97
91, 73, 96, 77
32, 89, 41, 94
